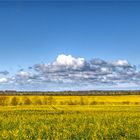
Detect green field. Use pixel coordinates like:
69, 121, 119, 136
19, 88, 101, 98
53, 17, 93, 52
0, 95, 140, 139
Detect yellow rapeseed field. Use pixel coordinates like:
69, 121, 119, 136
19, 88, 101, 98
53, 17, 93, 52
0, 95, 140, 139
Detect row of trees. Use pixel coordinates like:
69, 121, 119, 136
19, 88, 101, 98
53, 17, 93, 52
0, 90, 140, 96
0, 96, 56, 106
1, 96, 140, 106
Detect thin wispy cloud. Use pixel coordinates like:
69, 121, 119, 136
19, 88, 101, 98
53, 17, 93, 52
0, 71, 9, 75
0, 54, 140, 91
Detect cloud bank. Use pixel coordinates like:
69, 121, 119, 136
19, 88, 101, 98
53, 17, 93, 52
0, 54, 140, 91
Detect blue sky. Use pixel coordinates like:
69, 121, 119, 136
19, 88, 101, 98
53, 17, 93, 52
0, 0, 140, 91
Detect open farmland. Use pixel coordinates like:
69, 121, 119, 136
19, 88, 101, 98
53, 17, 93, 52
0, 95, 140, 139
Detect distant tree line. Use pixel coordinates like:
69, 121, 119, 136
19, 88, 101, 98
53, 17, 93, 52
0, 95, 140, 106
0, 90, 140, 96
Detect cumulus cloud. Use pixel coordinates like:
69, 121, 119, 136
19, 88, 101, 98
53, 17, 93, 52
54, 54, 85, 68
109, 60, 131, 67
0, 78, 8, 83
0, 54, 140, 91
17, 71, 32, 79
32, 54, 140, 87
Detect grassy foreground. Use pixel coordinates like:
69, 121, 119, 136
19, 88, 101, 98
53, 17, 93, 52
0, 95, 140, 139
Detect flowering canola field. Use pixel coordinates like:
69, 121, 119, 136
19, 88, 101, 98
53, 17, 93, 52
0, 95, 140, 139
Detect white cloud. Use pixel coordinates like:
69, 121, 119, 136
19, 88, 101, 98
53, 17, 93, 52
31, 55, 140, 88
17, 71, 32, 78
1, 54, 140, 91
0, 78, 8, 83
110, 60, 130, 67
53, 54, 85, 69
